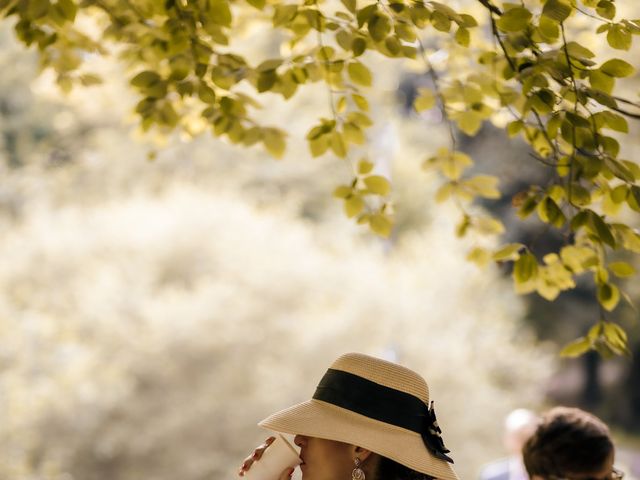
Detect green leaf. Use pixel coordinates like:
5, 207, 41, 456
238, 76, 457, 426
560, 337, 591, 358
600, 136, 620, 158
603, 322, 628, 349
369, 213, 393, 238
262, 128, 286, 158
565, 111, 590, 128
596, 0, 616, 20
588, 211, 616, 248
565, 41, 595, 59
514, 252, 538, 283
256, 59, 283, 73
455, 110, 483, 136
309, 136, 329, 157
459, 13, 478, 27
529, 89, 555, 115
352, 94, 369, 111
537, 196, 566, 227
426, 149, 473, 180
256, 71, 277, 92
343, 122, 365, 145
597, 282, 620, 311
435, 183, 455, 203
497, 7, 532, 32
597, 111, 629, 133
609, 262, 635, 278
607, 24, 632, 50
56, 0, 77, 21
336, 30, 353, 51
493, 243, 524, 262
347, 61, 372, 86
368, 12, 391, 41
611, 185, 628, 203
629, 186, 640, 212
358, 159, 374, 174
430, 1, 463, 23
507, 120, 523, 137
131, 71, 162, 87
600, 59, 635, 77
570, 210, 589, 232
329, 131, 347, 157
430, 10, 451, 32
333, 185, 352, 198
273, 4, 298, 26
24, 0, 48, 18
341, 0, 356, 13
197, 83, 216, 103
589, 70, 615, 94
169, 55, 191, 81
363, 175, 391, 196
347, 111, 373, 128
542, 0, 572, 23
345, 195, 365, 218
585, 88, 617, 109
455, 27, 470, 47
79, 74, 102, 86
568, 183, 591, 207
463, 175, 501, 199
357, 4, 377, 27
246, 0, 266, 9
467, 246, 491, 267
538, 16, 559, 40
384, 36, 402, 56
518, 195, 539, 219
209, 0, 233, 27
560, 245, 597, 273
456, 215, 472, 238
315, 46, 335, 62
414, 88, 435, 112
560, 337, 592, 357
622, 161, 640, 181
395, 23, 417, 42
351, 37, 367, 56
474, 215, 505, 235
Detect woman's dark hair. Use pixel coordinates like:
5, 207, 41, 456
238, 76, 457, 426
522, 407, 613, 478
375, 456, 436, 480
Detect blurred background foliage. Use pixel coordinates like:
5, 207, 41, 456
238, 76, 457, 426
0, 4, 639, 479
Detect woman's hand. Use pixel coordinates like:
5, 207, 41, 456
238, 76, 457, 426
238, 437, 296, 479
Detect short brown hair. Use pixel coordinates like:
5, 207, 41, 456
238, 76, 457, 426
522, 407, 613, 478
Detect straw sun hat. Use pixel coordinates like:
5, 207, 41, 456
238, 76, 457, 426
259, 353, 458, 480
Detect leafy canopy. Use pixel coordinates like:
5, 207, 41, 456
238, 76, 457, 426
2, 0, 640, 356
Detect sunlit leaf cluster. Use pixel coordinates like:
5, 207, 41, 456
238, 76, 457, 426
1, 0, 639, 353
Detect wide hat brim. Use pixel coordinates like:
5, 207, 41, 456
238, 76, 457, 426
259, 398, 459, 480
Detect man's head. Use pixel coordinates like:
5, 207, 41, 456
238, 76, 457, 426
522, 407, 618, 480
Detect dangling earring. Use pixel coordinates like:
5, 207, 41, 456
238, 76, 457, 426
352, 458, 365, 480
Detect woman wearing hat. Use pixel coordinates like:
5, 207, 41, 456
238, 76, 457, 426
238, 353, 458, 480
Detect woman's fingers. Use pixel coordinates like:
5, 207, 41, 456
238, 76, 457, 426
238, 437, 277, 476
253, 436, 276, 461
278, 467, 296, 480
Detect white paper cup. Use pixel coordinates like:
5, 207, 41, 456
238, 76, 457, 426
243, 435, 301, 480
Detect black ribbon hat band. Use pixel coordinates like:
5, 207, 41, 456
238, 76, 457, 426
312, 368, 454, 464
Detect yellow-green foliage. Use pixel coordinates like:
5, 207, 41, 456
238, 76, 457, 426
1, 1, 639, 349
0, 28, 558, 479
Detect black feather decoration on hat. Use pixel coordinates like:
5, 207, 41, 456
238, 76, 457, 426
421, 401, 454, 464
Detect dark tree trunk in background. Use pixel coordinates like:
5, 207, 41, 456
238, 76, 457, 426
582, 351, 602, 409
627, 346, 640, 431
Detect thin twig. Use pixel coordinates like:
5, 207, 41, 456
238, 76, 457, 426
417, 38, 457, 148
